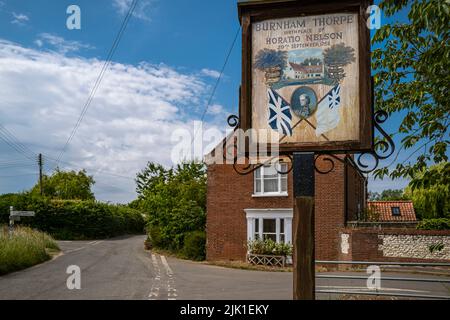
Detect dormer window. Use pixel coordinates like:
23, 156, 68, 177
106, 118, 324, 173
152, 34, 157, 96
391, 207, 401, 216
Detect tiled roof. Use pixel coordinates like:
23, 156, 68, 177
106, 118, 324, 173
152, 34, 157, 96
289, 62, 323, 74
368, 201, 417, 222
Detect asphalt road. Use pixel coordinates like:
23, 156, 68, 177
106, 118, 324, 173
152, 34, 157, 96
0, 235, 449, 300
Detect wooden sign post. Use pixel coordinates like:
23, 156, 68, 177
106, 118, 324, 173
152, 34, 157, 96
237, 0, 373, 300
9, 206, 35, 237
292, 152, 315, 299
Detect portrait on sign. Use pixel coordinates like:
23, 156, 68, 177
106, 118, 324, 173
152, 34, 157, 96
251, 13, 362, 148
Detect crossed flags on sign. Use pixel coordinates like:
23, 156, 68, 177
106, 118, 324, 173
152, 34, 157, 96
267, 84, 342, 143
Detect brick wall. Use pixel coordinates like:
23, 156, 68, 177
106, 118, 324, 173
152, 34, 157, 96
206, 158, 361, 262
340, 228, 450, 262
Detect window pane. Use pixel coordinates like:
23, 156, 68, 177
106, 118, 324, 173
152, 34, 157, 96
263, 219, 276, 233
255, 179, 261, 193
254, 233, 260, 240
255, 167, 261, 179
281, 177, 287, 192
280, 219, 284, 233
280, 234, 285, 243
264, 179, 279, 192
263, 234, 277, 242
254, 219, 259, 233
263, 165, 277, 179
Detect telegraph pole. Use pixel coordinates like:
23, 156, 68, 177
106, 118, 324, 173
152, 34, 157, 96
38, 153, 43, 196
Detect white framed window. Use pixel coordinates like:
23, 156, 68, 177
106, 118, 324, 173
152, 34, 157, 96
246, 209, 292, 245
254, 163, 288, 196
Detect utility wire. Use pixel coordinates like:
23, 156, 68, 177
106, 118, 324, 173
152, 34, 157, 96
0, 125, 37, 161
54, 0, 138, 167
43, 154, 135, 181
0, 124, 36, 157
191, 26, 241, 147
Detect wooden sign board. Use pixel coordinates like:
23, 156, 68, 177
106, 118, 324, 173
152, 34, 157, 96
238, 0, 373, 153
11, 211, 35, 217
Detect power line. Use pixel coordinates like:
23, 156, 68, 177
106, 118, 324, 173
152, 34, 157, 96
43, 154, 136, 181
0, 124, 36, 157
0, 124, 37, 161
191, 26, 241, 147
0, 173, 37, 178
0, 164, 36, 169
54, 0, 139, 167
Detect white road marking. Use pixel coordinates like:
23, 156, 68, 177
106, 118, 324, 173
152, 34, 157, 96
65, 247, 86, 254
160, 256, 173, 275
160, 255, 177, 300
148, 254, 161, 300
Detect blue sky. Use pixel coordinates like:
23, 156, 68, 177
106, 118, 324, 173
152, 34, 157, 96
0, 0, 419, 202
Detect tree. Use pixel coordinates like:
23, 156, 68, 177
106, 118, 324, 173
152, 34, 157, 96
368, 189, 408, 201
372, 0, 449, 185
135, 162, 168, 198
254, 49, 288, 70
405, 162, 450, 219
135, 161, 207, 253
368, 191, 381, 201
31, 168, 95, 200
301, 58, 322, 66
323, 43, 356, 83
379, 189, 408, 201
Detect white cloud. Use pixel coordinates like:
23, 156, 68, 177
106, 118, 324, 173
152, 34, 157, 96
113, 0, 155, 22
207, 104, 224, 115
201, 68, 221, 79
0, 40, 225, 203
11, 12, 29, 25
35, 33, 94, 54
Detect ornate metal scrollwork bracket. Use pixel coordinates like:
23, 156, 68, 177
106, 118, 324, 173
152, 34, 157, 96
314, 110, 396, 175
224, 110, 395, 176
355, 110, 395, 174
224, 114, 292, 176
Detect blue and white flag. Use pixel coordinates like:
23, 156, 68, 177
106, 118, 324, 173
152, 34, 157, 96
268, 88, 293, 136
315, 84, 341, 136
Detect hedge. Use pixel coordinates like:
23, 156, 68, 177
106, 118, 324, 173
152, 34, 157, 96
0, 194, 145, 240
417, 218, 450, 230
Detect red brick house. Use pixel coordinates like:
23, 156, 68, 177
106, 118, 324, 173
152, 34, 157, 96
205, 157, 367, 262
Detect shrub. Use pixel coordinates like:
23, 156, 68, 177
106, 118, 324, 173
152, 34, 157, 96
417, 218, 450, 230
0, 225, 59, 275
147, 225, 163, 248
183, 231, 206, 261
247, 239, 293, 256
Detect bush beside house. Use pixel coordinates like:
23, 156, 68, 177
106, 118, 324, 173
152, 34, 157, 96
135, 161, 207, 260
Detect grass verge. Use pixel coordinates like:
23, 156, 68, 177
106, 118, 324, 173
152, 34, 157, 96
0, 225, 60, 275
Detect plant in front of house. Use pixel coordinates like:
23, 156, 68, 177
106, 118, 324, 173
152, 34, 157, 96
247, 239, 292, 257
247, 239, 292, 268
